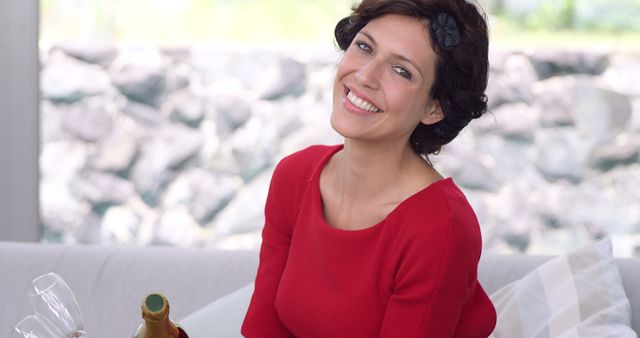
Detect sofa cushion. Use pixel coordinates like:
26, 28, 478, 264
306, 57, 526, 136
488, 237, 636, 337
179, 283, 253, 338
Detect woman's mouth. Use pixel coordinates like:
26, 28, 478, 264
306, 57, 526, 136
345, 88, 382, 113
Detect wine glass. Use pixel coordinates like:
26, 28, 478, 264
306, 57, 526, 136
26, 273, 86, 338
11, 314, 64, 338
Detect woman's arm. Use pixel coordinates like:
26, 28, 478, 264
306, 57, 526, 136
378, 193, 491, 338
241, 158, 297, 338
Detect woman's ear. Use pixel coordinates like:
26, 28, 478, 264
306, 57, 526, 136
421, 100, 444, 125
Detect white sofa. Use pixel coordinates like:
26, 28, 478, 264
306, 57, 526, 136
2, 241, 638, 337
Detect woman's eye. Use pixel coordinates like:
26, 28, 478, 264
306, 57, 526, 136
355, 41, 372, 54
392, 66, 412, 80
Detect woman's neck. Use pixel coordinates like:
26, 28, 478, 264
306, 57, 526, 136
330, 139, 428, 200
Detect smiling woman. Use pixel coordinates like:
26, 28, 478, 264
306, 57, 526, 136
241, 0, 496, 337
331, 14, 444, 150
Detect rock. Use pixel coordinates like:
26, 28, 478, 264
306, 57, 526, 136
130, 125, 203, 205
476, 134, 534, 182
159, 125, 204, 169
278, 123, 343, 160
484, 184, 542, 252
190, 45, 281, 92
534, 129, 588, 183
56, 41, 118, 68
451, 153, 500, 192
454, 157, 500, 191
110, 48, 169, 107
41, 50, 112, 103
611, 234, 640, 258
570, 178, 638, 235
129, 158, 170, 207
90, 121, 139, 174
40, 141, 89, 179
535, 180, 578, 230
208, 143, 240, 177
598, 54, 640, 97
470, 110, 499, 135
207, 169, 272, 238
60, 97, 115, 143
571, 77, 632, 145
535, 170, 640, 239
527, 228, 593, 256
100, 205, 142, 245
225, 115, 279, 180
434, 128, 476, 174
210, 94, 253, 137
529, 50, 609, 79
259, 57, 307, 100
40, 177, 92, 235
593, 166, 640, 233
165, 89, 205, 128
532, 76, 575, 127
491, 102, 538, 141
122, 100, 166, 129
485, 53, 537, 108
40, 142, 94, 239
196, 119, 221, 167
252, 98, 304, 139
164, 62, 193, 93
40, 101, 64, 143
162, 168, 243, 224
503, 54, 538, 101
73, 211, 103, 245
160, 47, 191, 63
151, 206, 207, 246
590, 136, 640, 171
32, 44, 640, 254
535, 75, 633, 143
632, 98, 640, 132
488, 49, 512, 73
486, 71, 529, 109
69, 171, 135, 207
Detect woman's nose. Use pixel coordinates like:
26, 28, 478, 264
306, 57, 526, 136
355, 60, 381, 89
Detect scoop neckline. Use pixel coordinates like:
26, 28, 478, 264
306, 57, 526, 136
312, 144, 452, 234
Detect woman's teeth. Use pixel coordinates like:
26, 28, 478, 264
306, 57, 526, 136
347, 90, 381, 113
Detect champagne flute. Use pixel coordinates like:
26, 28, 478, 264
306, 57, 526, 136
26, 273, 86, 338
11, 314, 64, 338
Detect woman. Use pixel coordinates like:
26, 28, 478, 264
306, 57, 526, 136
242, 0, 495, 337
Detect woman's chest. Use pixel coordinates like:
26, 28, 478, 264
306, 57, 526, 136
274, 210, 398, 337
275, 251, 393, 338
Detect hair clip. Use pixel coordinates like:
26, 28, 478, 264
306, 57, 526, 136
431, 12, 460, 50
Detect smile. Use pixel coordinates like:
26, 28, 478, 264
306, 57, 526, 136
346, 89, 381, 113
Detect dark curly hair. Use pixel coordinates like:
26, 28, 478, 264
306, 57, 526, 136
334, 0, 489, 158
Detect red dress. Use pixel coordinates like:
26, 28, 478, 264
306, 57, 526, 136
241, 145, 496, 338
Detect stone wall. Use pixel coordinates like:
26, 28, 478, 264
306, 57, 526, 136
39, 42, 640, 256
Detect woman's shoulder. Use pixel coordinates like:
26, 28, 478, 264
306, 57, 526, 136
275, 144, 342, 178
394, 178, 482, 250
396, 178, 472, 216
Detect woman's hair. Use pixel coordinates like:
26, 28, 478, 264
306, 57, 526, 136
334, 0, 489, 159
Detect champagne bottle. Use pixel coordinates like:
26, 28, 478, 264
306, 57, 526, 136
132, 293, 189, 338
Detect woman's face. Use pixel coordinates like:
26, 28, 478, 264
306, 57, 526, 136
331, 14, 443, 145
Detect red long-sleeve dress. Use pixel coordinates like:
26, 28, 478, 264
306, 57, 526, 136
241, 144, 496, 338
